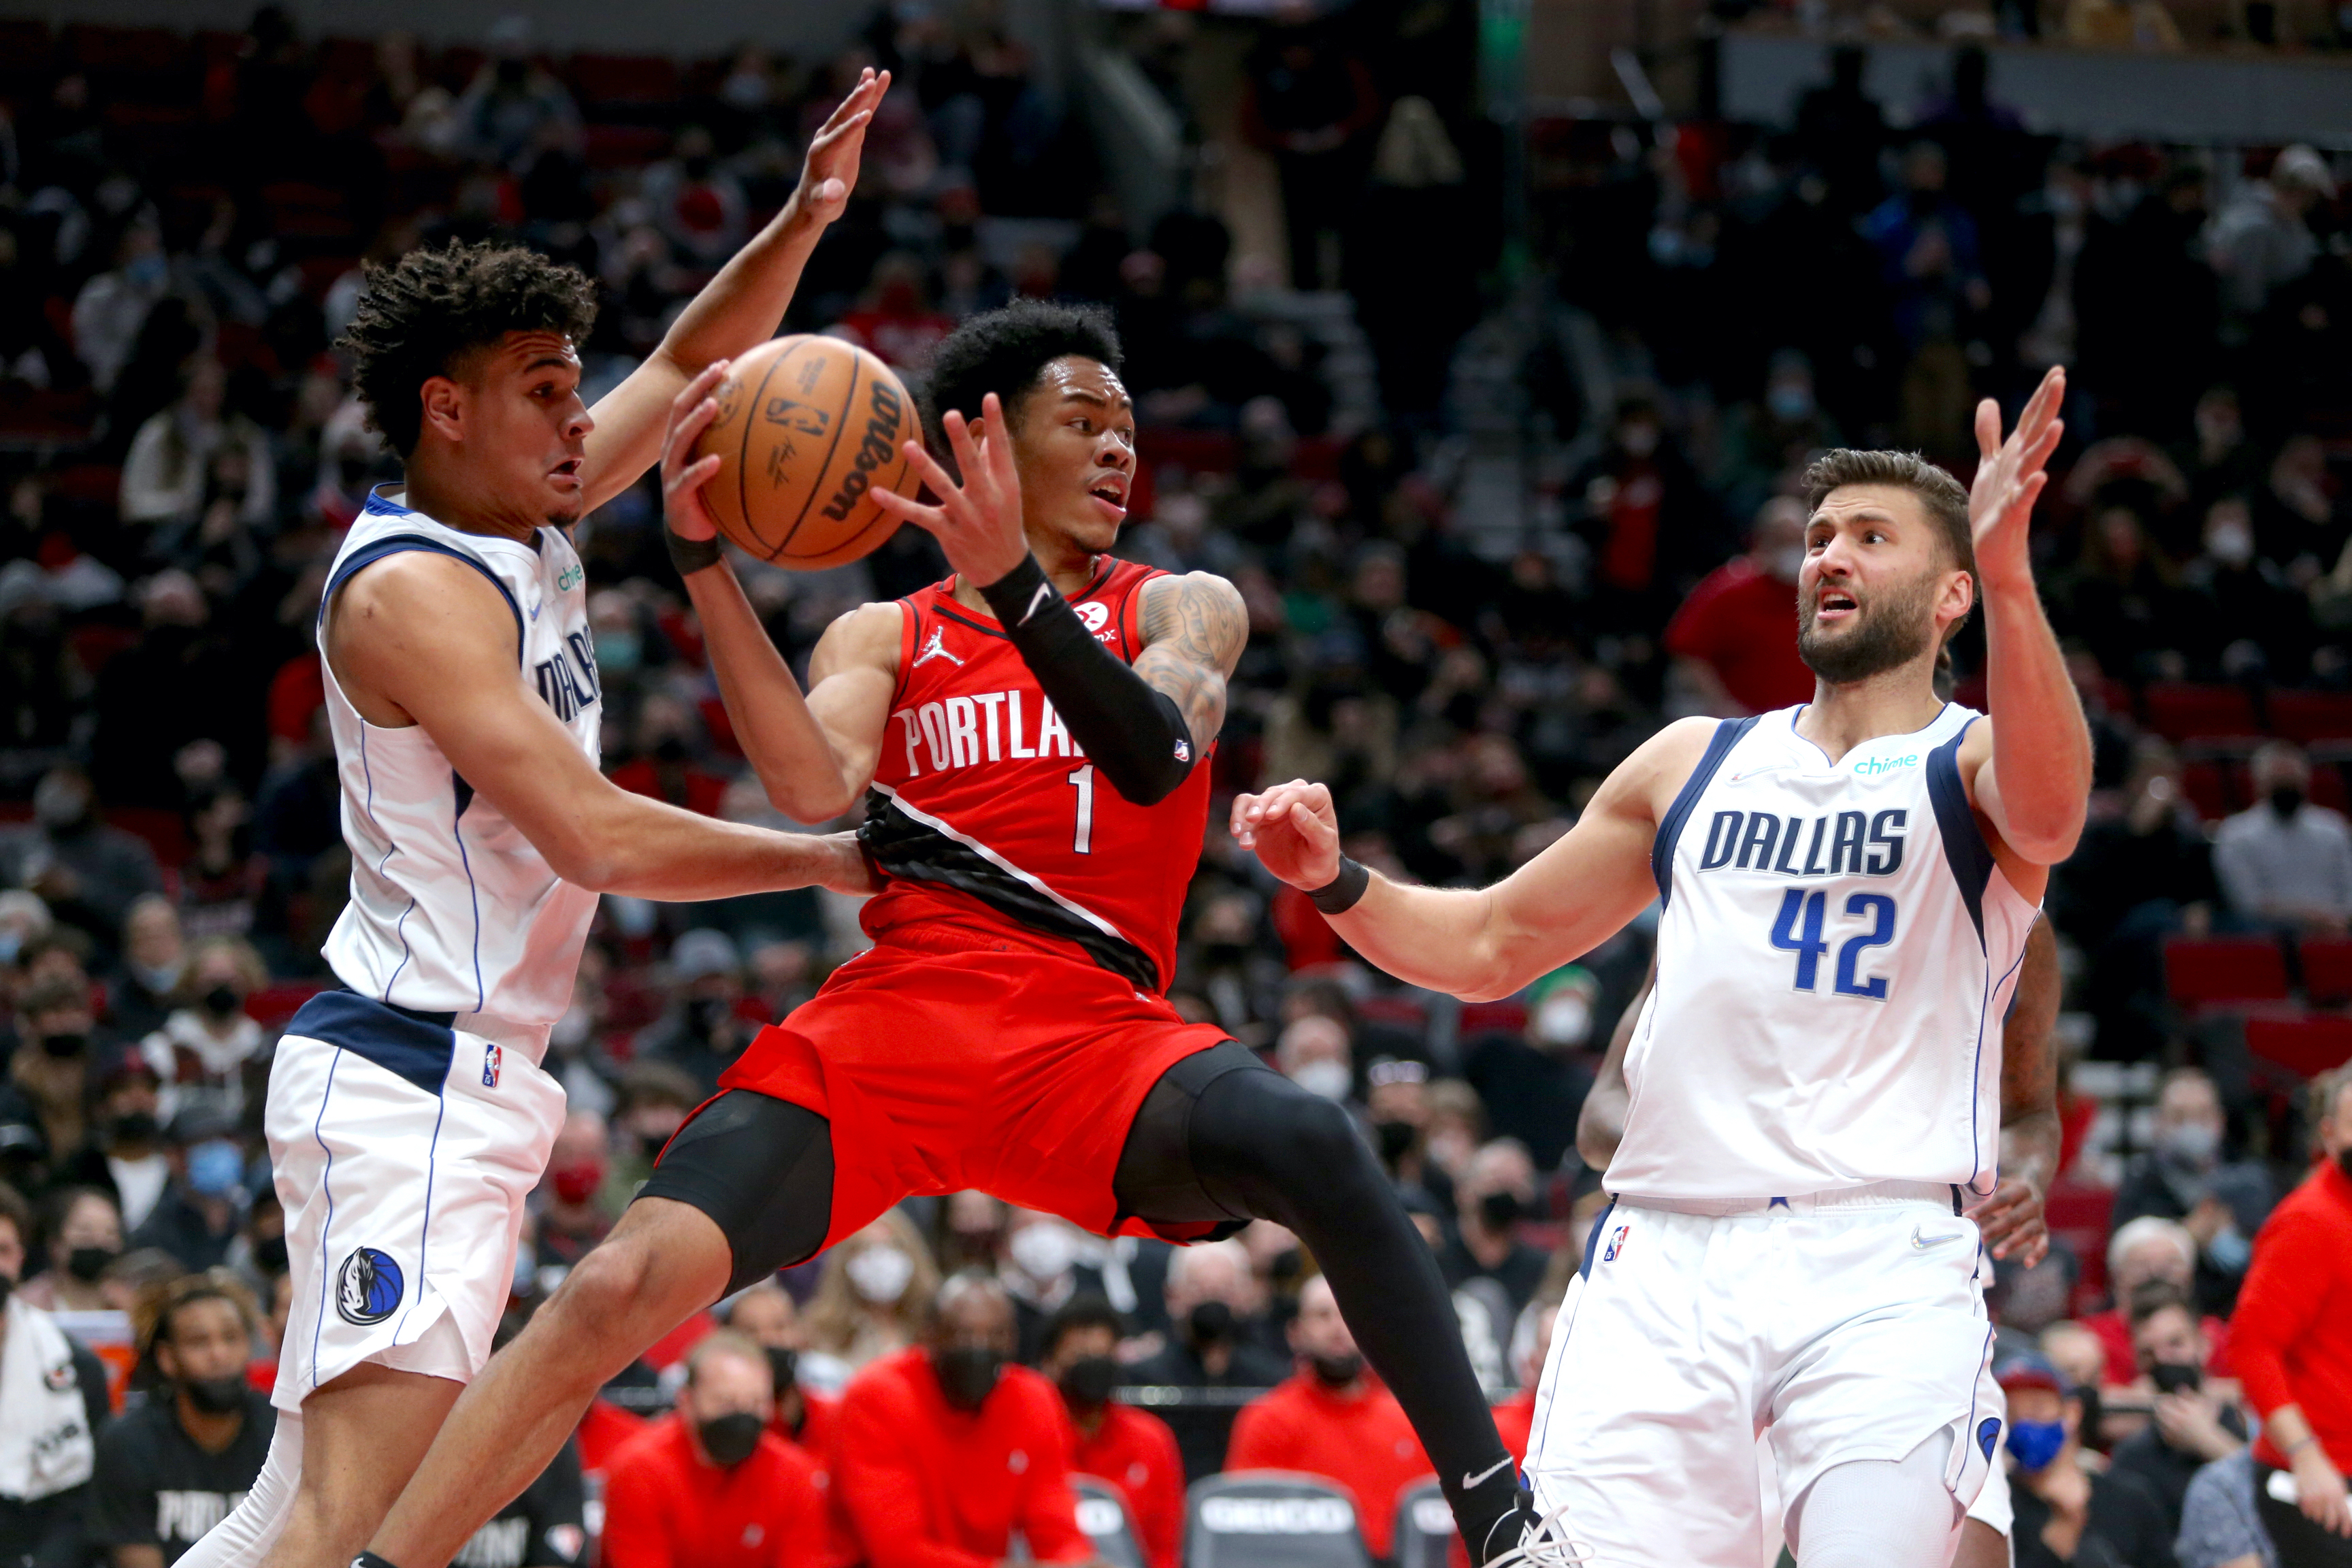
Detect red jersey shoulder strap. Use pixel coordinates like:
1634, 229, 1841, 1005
1105, 559, 1167, 664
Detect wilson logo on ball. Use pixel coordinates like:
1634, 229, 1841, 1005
817, 378, 908, 523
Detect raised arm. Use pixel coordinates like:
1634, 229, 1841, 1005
658, 363, 897, 821
1963, 914, 2061, 1264
1232, 719, 1714, 1001
1962, 368, 2092, 866
577, 70, 888, 511
328, 554, 868, 899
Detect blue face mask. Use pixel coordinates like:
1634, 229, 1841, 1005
187, 1139, 243, 1197
2006, 1417, 2067, 1473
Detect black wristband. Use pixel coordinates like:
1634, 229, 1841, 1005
666, 527, 724, 576
1307, 857, 1371, 915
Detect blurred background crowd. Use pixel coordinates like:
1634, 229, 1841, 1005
0, 0, 2349, 1565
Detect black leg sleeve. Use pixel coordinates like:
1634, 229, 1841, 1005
636, 1090, 836, 1294
1178, 1066, 1524, 1554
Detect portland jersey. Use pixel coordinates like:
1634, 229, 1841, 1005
857, 559, 1210, 992
1605, 703, 2038, 1204
315, 489, 602, 1044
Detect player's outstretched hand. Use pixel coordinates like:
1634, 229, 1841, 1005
791, 67, 888, 229
661, 359, 729, 548
1232, 780, 1342, 891
871, 395, 1030, 587
1969, 364, 2065, 586
1962, 1173, 2048, 1268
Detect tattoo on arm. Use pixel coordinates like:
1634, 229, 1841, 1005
1134, 572, 1247, 745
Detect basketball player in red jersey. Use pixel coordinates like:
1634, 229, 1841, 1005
355, 300, 1550, 1568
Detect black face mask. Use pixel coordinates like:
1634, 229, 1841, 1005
652, 736, 689, 764
110, 1111, 159, 1147
2338, 1147, 2352, 1185
687, 999, 730, 1039
40, 1031, 86, 1060
2150, 1360, 2203, 1396
766, 1345, 798, 1399
1373, 1119, 1416, 1164
182, 1373, 249, 1415
1480, 1190, 1523, 1231
0, 1274, 12, 1313
1308, 1350, 1364, 1388
1187, 1299, 1235, 1348
202, 984, 241, 1018
1058, 1354, 1120, 1409
2272, 785, 2306, 819
253, 1235, 288, 1274
65, 1245, 116, 1283
697, 1410, 765, 1467
933, 1345, 1006, 1411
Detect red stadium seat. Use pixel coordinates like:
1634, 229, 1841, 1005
245, 982, 329, 1030
1457, 1000, 1529, 1037
2268, 691, 2352, 745
2140, 683, 2260, 744
2179, 761, 2233, 821
2043, 1180, 2114, 1307
2247, 1013, 2352, 1077
65, 24, 189, 75
584, 125, 670, 169
570, 52, 679, 108
2300, 939, 2352, 1005
105, 806, 188, 868
2163, 937, 2288, 1007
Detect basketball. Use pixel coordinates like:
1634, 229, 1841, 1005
693, 334, 917, 570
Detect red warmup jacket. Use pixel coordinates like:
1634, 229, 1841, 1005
1062, 1398, 1186, 1568
600, 1412, 830, 1568
2233, 1157, 2352, 1471
1226, 1373, 1435, 1558
832, 1348, 1092, 1568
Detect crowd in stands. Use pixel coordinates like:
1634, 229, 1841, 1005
0, 1, 2349, 1565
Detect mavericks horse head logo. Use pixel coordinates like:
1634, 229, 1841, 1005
336, 1247, 404, 1326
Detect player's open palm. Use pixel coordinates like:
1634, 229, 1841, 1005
661, 359, 729, 545
1969, 364, 2065, 580
1233, 780, 1342, 890
872, 395, 1030, 587
795, 67, 889, 227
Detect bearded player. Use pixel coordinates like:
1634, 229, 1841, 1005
354, 299, 1539, 1568
175, 74, 892, 1568
1236, 370, 2090, 1567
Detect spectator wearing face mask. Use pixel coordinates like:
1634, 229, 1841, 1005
2184, 494, 2313, 684
1043, 1295, 1183, 1568
0, 766, 163, 949
108, 896, 188, 1045
0, 1180, 111, 1568
1274, 1014, 1357, 1107
2229, 1064, 2352, 1561
2109, 1283, 2248, 1531
2215, 743, 2352, 937
600, 1330, 827, 1568
802, 1211, 941, 1393
534, 1109, 614, 1274
90, 1270, 273, 1564
18, 1186, 122, 1313
1124, 1239, 1289, 1482
129, 1110, 247, 1274
137, 937, 266, 1130
1226, 1273, 1433, 1560
1441, 1139, 1549, 1316
7, 974, 107, 1164
2113, 1069, 2274, 1316
636, 930, 760, 1098
1000, 1211, 1105, 1366
606, 1064, 702, 1201
1665, 495, 1818, 718
1997, 1348, 2177, 1568
717, 1281, 836, 1460
2085, 1218, 2238, 1390
50, 1049, 174, 1234
832, 1272, 1094, 1568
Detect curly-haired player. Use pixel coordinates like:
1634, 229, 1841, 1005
349, 297, 1546, 1568
175, 72, 891, 1568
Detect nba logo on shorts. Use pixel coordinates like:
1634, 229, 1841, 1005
483, 1042, 502, 1088
336, 1247, 404, 1325
1602, 1225, 1631, 1263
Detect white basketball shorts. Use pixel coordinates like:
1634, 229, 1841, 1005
1527, 1181, 2004, 1567
266, 991, 564, 1415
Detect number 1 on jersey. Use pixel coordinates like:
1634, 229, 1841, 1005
1067, 764, 1095, 854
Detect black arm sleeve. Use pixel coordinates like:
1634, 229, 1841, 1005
978, 555, 1196, 806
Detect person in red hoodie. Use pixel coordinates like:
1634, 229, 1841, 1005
600, 1330, 831, 1568
719, 1278, 838, 1460
832, 1272, 1100, 1568
1226, 1273, 1435, 1559
2230, 1064, 2352, 1561
1041, 1294, 1183, 1568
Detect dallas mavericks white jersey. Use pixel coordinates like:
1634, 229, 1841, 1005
316, 489, 602, 1044
1606, 702, 2038, 1203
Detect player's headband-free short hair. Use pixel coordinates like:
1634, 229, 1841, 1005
1801, 448, 1976, 580
340, 240, 600, 458
922, 298, 1124, 467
